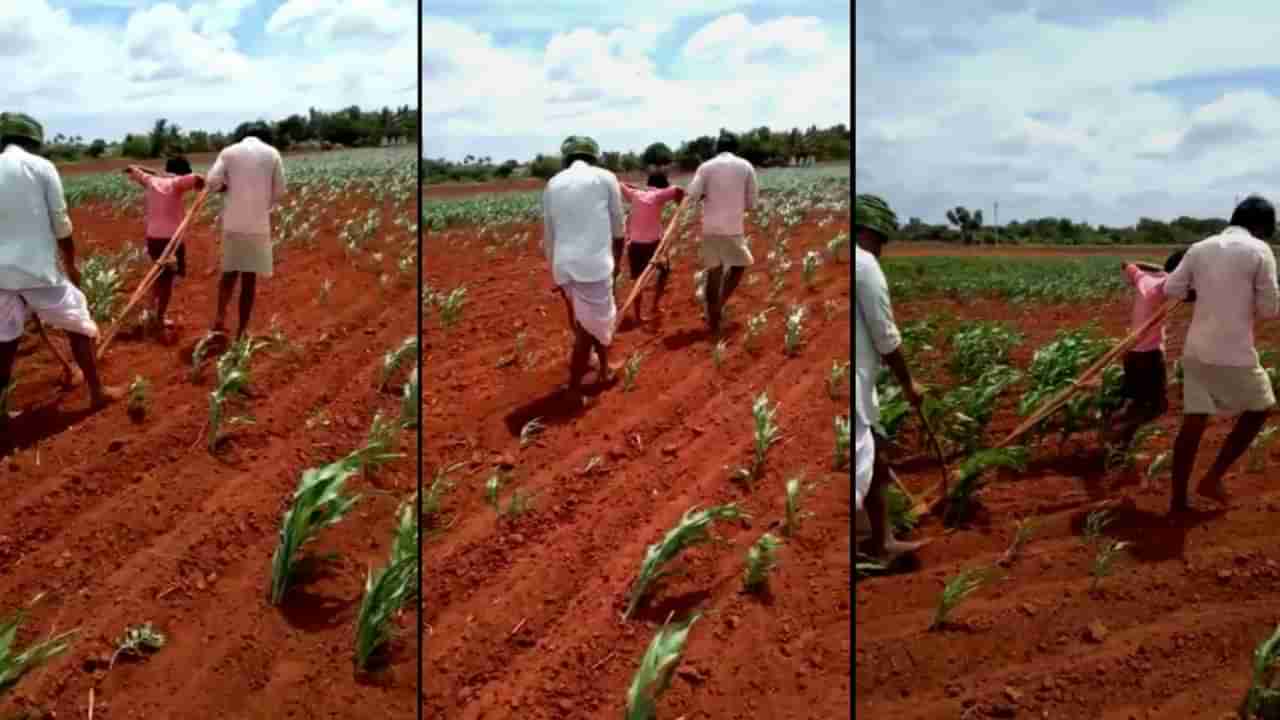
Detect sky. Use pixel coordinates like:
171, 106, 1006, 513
857, 0, 1280, 227
3, 0, 415, 142
423, 1, 851, 163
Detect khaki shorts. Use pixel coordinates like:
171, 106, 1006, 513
1182, 356, 1276, 415
222, 231, 273, 277
700, 233, 753, 269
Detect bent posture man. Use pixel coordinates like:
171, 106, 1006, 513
0, 112, 121, 429
205, 123, 286, 340
1162, 195, 1280, 512
855, 194, 928, 559
686, 131, 758, 335
542, 135, 625, 393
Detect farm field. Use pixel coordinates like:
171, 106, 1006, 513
857, 249, 1280, 718
423, 166, 854, 718
0, 147, 419, 718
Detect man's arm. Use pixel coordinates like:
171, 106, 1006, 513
687, 166, 705, 202
42, 166, 80, 287
744, 164, 758, 211
271, 153, 286, 206
541, 191, 555, 268
1161, 248, 1194, 300
1257, 247, 1280, 319
608, 177, 625, 276
206, 154, 227, 192
855, 259, 922, 406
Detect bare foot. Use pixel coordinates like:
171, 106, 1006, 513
90, 384, 126, 409
869, 537, 932, 562
597, 362, 622, 385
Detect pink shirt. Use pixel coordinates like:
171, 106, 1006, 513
620, 185, 680, 244
1125, 264, 1168, 352
129, 170, 199, 239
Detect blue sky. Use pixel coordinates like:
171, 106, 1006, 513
423, 1, 851, 162
3, 1, 414, 142
856, 0, 1280, 227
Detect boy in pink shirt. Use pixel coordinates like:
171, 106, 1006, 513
124, 156, 205, 335
619, 176, 685, 325
1101, 249, 1186, 453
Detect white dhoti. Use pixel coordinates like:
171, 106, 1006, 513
563, 279, 616, 346
854, 414, 874, 512
0, 284, 99, 343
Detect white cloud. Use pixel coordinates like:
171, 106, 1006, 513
424, 11, 851, 160
856, 0, 1280, 225
2, 0, 415, 140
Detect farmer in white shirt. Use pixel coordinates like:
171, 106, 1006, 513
0, 112, 122, 429
205, 124, 286, 340
1161, 195, 1280, 512
686, 131, 758, 335
855, 194, 928, 560
542, 135, 625, 393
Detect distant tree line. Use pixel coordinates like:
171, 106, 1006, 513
422, 123, 851, 185
900, 204, 1231, 246
40, 105, 417, 163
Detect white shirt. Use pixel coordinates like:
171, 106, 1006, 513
1162, 226, 1280, 367
0, 144, 74, 290
854, 245, 902, 428
207, 137, 286, 237
686, 152, 758, 236
541, 160, 624, 285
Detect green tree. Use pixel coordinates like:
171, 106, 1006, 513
87, 139, 107, 158
945, 206, 984, 245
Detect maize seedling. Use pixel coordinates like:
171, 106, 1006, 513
783, 305, 806, 356
1, 378, 16, 420
400, 369, 420, 429
833, 414, 851, 471
438, 286, 468, 327
1147, 450, 1171, 480
347, 412, 404, 474
424, 463, 462, 521
355, 499, 419, 671
190, 332, 217, 380
484, 471, 507, 513
931, 567, 997, 630
731, 392, 782, 487
998, 517, 1040, 567
827, 361, 850, 399
855, 555, 886, 579
744, 309, 770, 351
1241, 624, 1280, 718
110, 623, 166, 668
380, 336, 419, 390
0, 594, 78, 695
625, 504, 746, 620
625, 613, 700, 720
886, 483, 919, 536
520, 418, 545, 447
1249, 425, 1280, 473
802, 250, 822, 288
127, 375, 149, 420
1082, 509, 1112, 546
711, 340, 728, 371
319, 278, 334, 306
944, 447, 1028, 527
621, 351, 646, 392
783, 475, 816, 538
823, 299, 839, 321
81, 254, 124, 322
208, 337, 265, 452
828, 231, 850, 262
269, 456, 363, 605
1090, 538, 1130, 592
743, 533, 783, 591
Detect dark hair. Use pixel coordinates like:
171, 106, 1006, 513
1230, 195, 1277, 240
1164, 249, 1186, 273
562, 153, 594, 169
236, 122, 275, 146
646, 172, 669, 189
716, 132, 739, 154
165, 156, 192, 175
1, 135, 39, 152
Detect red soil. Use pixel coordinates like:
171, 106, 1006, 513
857, 292, 1280, 719
1, 193, 417, 717
424, 213, 853, 718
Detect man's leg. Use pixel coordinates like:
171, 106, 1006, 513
215, 272, 238, 332
568, 324, 592, 391
1171, 414, 1209, 511
592, 336, 614, 384
864, 450, 925, 558
65, 332, 121, 408
237, 272, 257, 340
721, 266, 746, 307
705, 266, 724, 333
0, 339, 17, 428
1197, 409, 1270, 500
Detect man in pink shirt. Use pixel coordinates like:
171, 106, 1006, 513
124, 156, 205, 336
1161, 195, 1279, 512
619, 178, 684, 325
1100, 250, 1185, 455
686, 131, 758, 335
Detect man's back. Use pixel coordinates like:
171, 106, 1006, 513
1165, 226, 1280, 366
209, 137, 285, 236
0, 145, 69, 290
688, 152, 757, 236
542, 161, 623, 284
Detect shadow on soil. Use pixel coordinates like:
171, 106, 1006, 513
631, 588, 714, 624
278, 557, 355, 632
1068, 500, 1225, 563
1, 401, 96, 459
504, 384, 612, 436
